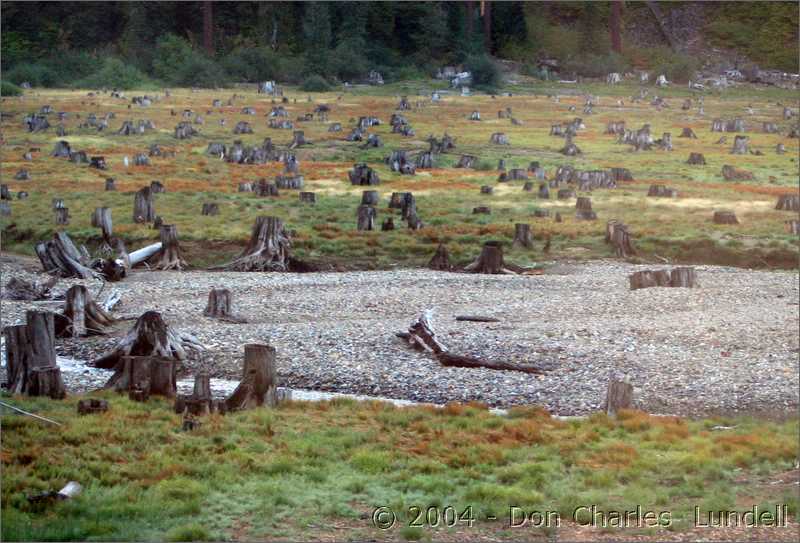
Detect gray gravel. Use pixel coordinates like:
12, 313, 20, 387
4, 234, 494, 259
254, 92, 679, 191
2, 255, 798, 416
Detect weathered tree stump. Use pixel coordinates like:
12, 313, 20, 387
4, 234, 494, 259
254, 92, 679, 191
557, 189, 575, 200
149, 224, 186, 271
357, 205, 376, 231
762, 122, 778, 134
150, 180, 165, 193
54, 208, 69, 225
647, 185, 678, 198
77, 398, 109, 415
105, 355, 176, 398
56, 285, 114, 337
533, 209, 550, 218
105, 178, 116, 191
679, 127, 697, 139
657, 132, 673, 151
512, 223, 533, 249
361, 190, 379, 206
575, 197, 597, 220
133, 153, 149, 166
51, 140, 72, 157
91, 207, 113, 247
785, 220, 800, 235
473, 206, 491, 214
89, 156, 107, 170
605, 220, 636, 258
687, 153, 706, 165
522, 182, 534, 192
0, 184, 11, 200
713, 210, 739, 224
537, 183, 550, 199
92, 310, 203, 370
463, 241, 527, 274
428, 244, 451, 271
721, 165, 754, 181
490, 133, 509, 145
381, 217, 395, 231
455, 155, 477, 168
299, 191, 316, 204
254, 179, 279, 197
220, 216, 291, 272
603, 377, 633, 416
201, 203, 219, 216
560, 137, 581, 156
3, 311, 65, 398
480, 186, 493, 195
35, 232, 98, 279
670, 267, 697, 287
469, 111, 481, 121
133, 186, 155, 223
629, 269, 671, 289
731, 135, 749, 154
174, 121, 197, 139
225, 344, 278, 411
349, 163, 380, 186
775, 194, 800, 211
2, 276, 57, 301
776, 143, 786, 154
289, 130, 309, 149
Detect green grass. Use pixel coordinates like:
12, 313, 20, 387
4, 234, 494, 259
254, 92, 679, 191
1, 393, 797, 541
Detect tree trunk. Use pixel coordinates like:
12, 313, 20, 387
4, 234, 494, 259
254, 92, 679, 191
657, 132, 673, 151
221, 216, 291, 271
5, 311, 66, 398
428, 243, 451, 271
629, 269, 670, 289
133, 186, 155, 223
57, 285, 114, 337
713, 210, 739, 224
512, 223, 533, 249
357, 205, 376, 231
203, 1, 214, 55
604, 377, 633, 416
35, 232, 98, 279
225, 344, 278, 411
605, 220, 636, 258
775, 194, 800, 211
92, 310, 204, 370
482, 0, 492, 53
149, 224, 186, 271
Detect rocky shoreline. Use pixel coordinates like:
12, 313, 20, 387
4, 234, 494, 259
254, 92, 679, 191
2, 254, 798, 416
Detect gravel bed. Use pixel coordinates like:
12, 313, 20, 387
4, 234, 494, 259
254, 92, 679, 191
1, 255, 798, 416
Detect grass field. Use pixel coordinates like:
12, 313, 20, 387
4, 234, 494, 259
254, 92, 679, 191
1, 79, 798, 269
1, 393, 798, 541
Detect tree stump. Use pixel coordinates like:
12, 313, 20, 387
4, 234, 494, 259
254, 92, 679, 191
225, 344, 278, 411
35, 232, 98, 279
647, 185, 678, 198
455, 155, 477, 169
605, 220, 636, 258
105, 178, 116, 191
178, 371, 220, 416
575, 197, 597, 220
90, 156, 107, 170
149, 225, 186, 271
560, 138, 581, 156
92, 311, 203, 370
221, 216, 291, 271
254, 179, 279, 197
54, 208, 70, 225
731, 135, 749, 155
349, 163, 380, 185
415, 151, 434, 169
670, 267, 697, 287
762, 122, 778, 134
133, 186, 155, 223
657, 132, 673, 151
469, 111, 481, 121
428, 244, 451, 271
91, 207, 113, 246
490, 133, 509, 145
105, 355, 176, 398
381, 217, 395, 231
687, 153, 706, 165
289, 130, 309, 149
0, 184, 11, 200
480, 186, 493, 195
786, 220, 800, 235
512, 223, 533, 249
679, 127, 697, 138
473, 206, 491, 214
201, 203, 219, 216
463, 241, 525, 274
629, 270, 671, 289
713, 211, 739, 224
557, 189, 575, 200
361, 190, 379, 206
721, 165, 754, 181
534, 182, 550, 198
57, 285, 114, 337
776, 143, 786, 154
603, 377, 633, 416
775, 194, 800, 211
356, 205, 376, 231
299, 191, 316, 204
150, 180, 165, 193
77, 399, 109, 415
3, 311, 65, 398
555, 212, 562, 223
51, 140, 72, 157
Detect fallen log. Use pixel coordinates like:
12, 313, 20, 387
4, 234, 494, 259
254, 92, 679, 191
2, 276, 57, 301
35, 232, 100, 279
455, 315, 500, 322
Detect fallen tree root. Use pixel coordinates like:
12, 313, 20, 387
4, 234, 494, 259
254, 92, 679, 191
398, 310, 547, 374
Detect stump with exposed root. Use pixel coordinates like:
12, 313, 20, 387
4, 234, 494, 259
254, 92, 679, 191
225, 344, 278, 411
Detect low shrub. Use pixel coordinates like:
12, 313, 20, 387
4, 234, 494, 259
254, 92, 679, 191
1, 80, 22, 96
563, 52, 630, 79
464, 54, 501, 89
300, 74, 331, 92
222, 46, 288, 82
73, 57, 151, 90
3, 62, 58, 87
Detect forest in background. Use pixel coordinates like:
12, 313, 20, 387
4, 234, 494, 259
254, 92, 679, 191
1, 1, 798, 93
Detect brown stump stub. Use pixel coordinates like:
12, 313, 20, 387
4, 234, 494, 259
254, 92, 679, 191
58, 285, 114, 337
204, 288, 232, 318
357, 205, 377, 231
150, 224, 186, 270
687, 153, 706, 165
299, 191, 316, 204
713, 210, 739, 225
775, 194, 800, 211
604, 378, 633, 416
77, 399, 109, 415
201, 203, 219, 216
605, 220, 636, 258
225, 343, 278, 411
133, 186, 155, 223
221, 216, 291, 272
6, 311, 67, 399
670, 267, 697, 288
575, 197, 597, 220
428, 243, 451, 271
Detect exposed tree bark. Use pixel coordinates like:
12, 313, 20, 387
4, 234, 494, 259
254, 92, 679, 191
428, 243, 452, 271
105, 178, 116, 191
629, 269, 672, 289
149, 224, 186, 271
482, 0, 492, 53
35, 232, 99, 279
133, 186, 155, 223
605, 220, 636, 258
489, 132, 509, 145
669, 267, 697, 287
356, 205, 376, 231
603, 377, 633, 416
512, 223, 533, 249
105, 355, 176, 398
220, 216, 291, 271
225, 344, 278, 411
92, 310, 203, 370
54, 208, 69, 225
4, 311, 66, 398
455, 155, 477, 168
56, 285, 114, 337
381, 217, 395, 231
575, 196, 597, 220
